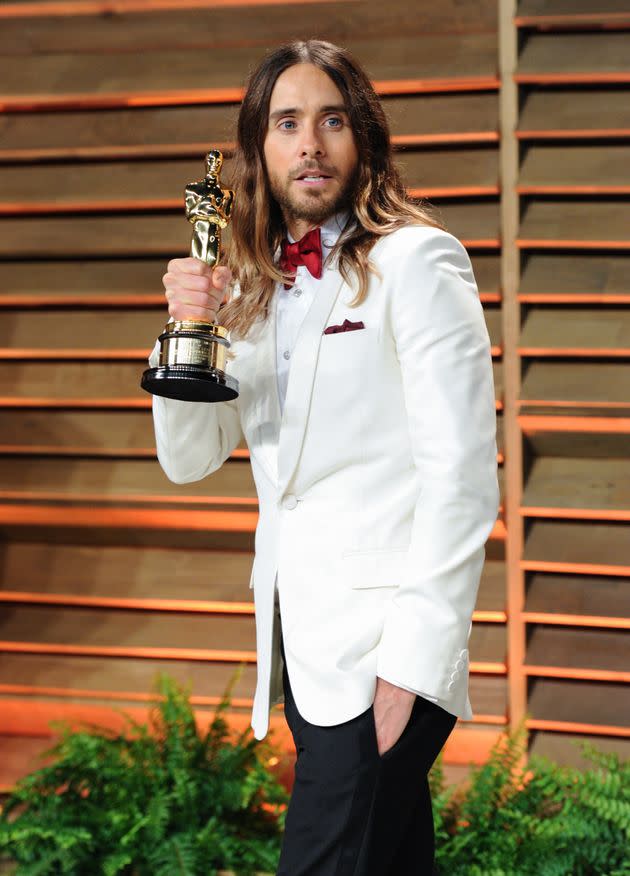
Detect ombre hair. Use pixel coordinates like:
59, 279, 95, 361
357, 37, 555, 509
220, 39, 446, 340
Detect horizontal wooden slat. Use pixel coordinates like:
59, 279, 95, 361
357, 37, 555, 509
0, 514, 257, 551
518, 200, 630, 247
0, 361, 503, 407
0, 546, 504, 619
0, 543, 254, 602
0, 213, 189, 257
0, 457, 257, 501
518, 145, 630, 194
519, 307, 630, 355
0, 35, 499, 110
0, 605, 505, 665
0, 258, 166, 305
529, 730, 630, 769
0, 150, 499, 214
0, 1, 497, 55
0, 254, 501, 307
527, 679, 630, 733
517, 0, 630, 29
518, 88, 630, 139
0, 202, 500, 258
0, 303, 500, 357
525, 625, 629, 676
0, 409, 157, 453
0, 653, 259, 704
0, 104, 238, 162
524, 425, 630, 459
523, 456, 630, 517
520, 361, 630, 407
0, 158, 229, 213
0, 410, 501, 458
525, 572, 629, 626
0, 672, 508, 729
0, 94, 499, 163
0, 0, 365, 16
0, 603, 257, 653
0, 457, 500, 506
0, 308, 162, 353
0, 361, 149, 402
519, 253, 630, 303
517, 32, 630, 82
523, 519, 630, 574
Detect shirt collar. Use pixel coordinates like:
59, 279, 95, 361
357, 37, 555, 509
286, 209, 354, 256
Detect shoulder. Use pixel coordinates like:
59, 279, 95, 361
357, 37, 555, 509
371, 223, 471, 270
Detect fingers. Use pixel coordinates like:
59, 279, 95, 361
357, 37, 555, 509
212, 265, 232, 290
162, 257, 233, 321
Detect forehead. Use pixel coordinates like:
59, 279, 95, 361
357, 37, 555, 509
268, 63, 345, 113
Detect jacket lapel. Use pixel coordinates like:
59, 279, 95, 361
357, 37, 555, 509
277, 269, 345, 494
253, 267, 345, 492
253, 292, 282, 485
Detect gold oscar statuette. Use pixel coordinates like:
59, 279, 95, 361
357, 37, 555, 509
141, 149, 239, 402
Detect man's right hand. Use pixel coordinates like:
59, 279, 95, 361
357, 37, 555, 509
162, 257, 232, 322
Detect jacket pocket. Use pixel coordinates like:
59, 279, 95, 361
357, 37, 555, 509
341, 547, 407, 589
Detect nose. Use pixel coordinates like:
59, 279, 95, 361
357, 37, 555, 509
299, 120, 325, 158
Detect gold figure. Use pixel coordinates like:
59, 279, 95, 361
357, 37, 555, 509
140, 149, 239, 402
185, 150, 235, 266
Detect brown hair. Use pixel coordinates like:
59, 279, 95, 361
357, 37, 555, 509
220, 39, 446, 340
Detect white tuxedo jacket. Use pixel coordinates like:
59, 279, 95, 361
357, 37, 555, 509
149, 224, 500, 741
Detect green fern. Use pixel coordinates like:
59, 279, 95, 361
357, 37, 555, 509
0, 670, 289, 876
432, 720, 630, 876
2, 676, 627, 876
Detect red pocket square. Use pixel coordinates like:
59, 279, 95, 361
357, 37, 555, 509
323, 319, 365, 335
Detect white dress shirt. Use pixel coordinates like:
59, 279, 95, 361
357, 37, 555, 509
272, 211, 441, 708
275, 210, 351, 414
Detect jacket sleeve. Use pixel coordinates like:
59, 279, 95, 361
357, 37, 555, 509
375, 226, 500, 701
148, 337, 243, 485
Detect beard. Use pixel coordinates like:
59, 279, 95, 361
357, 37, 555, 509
268, 163, 359, 228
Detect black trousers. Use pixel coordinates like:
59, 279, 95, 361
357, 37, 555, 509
277, 634, 458, 876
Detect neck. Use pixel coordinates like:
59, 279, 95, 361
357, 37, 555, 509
284, 216, 320, 241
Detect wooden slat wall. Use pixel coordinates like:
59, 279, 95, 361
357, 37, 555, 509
509, 0, 630, 766
0, 0, 624, 792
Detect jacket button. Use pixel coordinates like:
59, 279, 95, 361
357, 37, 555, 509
282, 494, 298, 510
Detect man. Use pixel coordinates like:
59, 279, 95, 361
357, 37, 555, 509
149, 39, 499, 876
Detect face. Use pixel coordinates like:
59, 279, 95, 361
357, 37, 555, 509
263, 63, 359, 239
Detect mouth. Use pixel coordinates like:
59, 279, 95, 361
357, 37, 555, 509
294, 169, 334, 186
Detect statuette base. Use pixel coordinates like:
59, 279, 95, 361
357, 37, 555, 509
141, 364, 238, 402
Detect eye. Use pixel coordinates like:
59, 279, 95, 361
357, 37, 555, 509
279, 119, 296, 130
325, 116, 343, 128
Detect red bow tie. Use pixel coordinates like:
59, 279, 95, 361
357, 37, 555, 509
279, 226, 323, 289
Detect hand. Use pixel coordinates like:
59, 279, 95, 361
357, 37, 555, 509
162, 257, 232, 323
372, 676, 416, 757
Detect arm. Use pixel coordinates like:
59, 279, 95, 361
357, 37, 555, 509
148, 340, 243, 484
375, 227, 500, 700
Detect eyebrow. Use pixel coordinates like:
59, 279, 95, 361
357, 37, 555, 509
269, 104, 348, 122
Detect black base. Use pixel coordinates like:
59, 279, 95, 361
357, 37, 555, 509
141, 365, 239, 402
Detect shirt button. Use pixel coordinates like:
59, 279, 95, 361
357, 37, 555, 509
283, 350, 291, 360
282, 494, 298, 510
293, 287, 303, 297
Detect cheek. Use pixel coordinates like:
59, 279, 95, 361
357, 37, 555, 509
335, 138, 358, 178
263, 140, 284, 180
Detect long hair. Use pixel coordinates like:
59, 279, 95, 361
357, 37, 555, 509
220, 39, 446, 340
